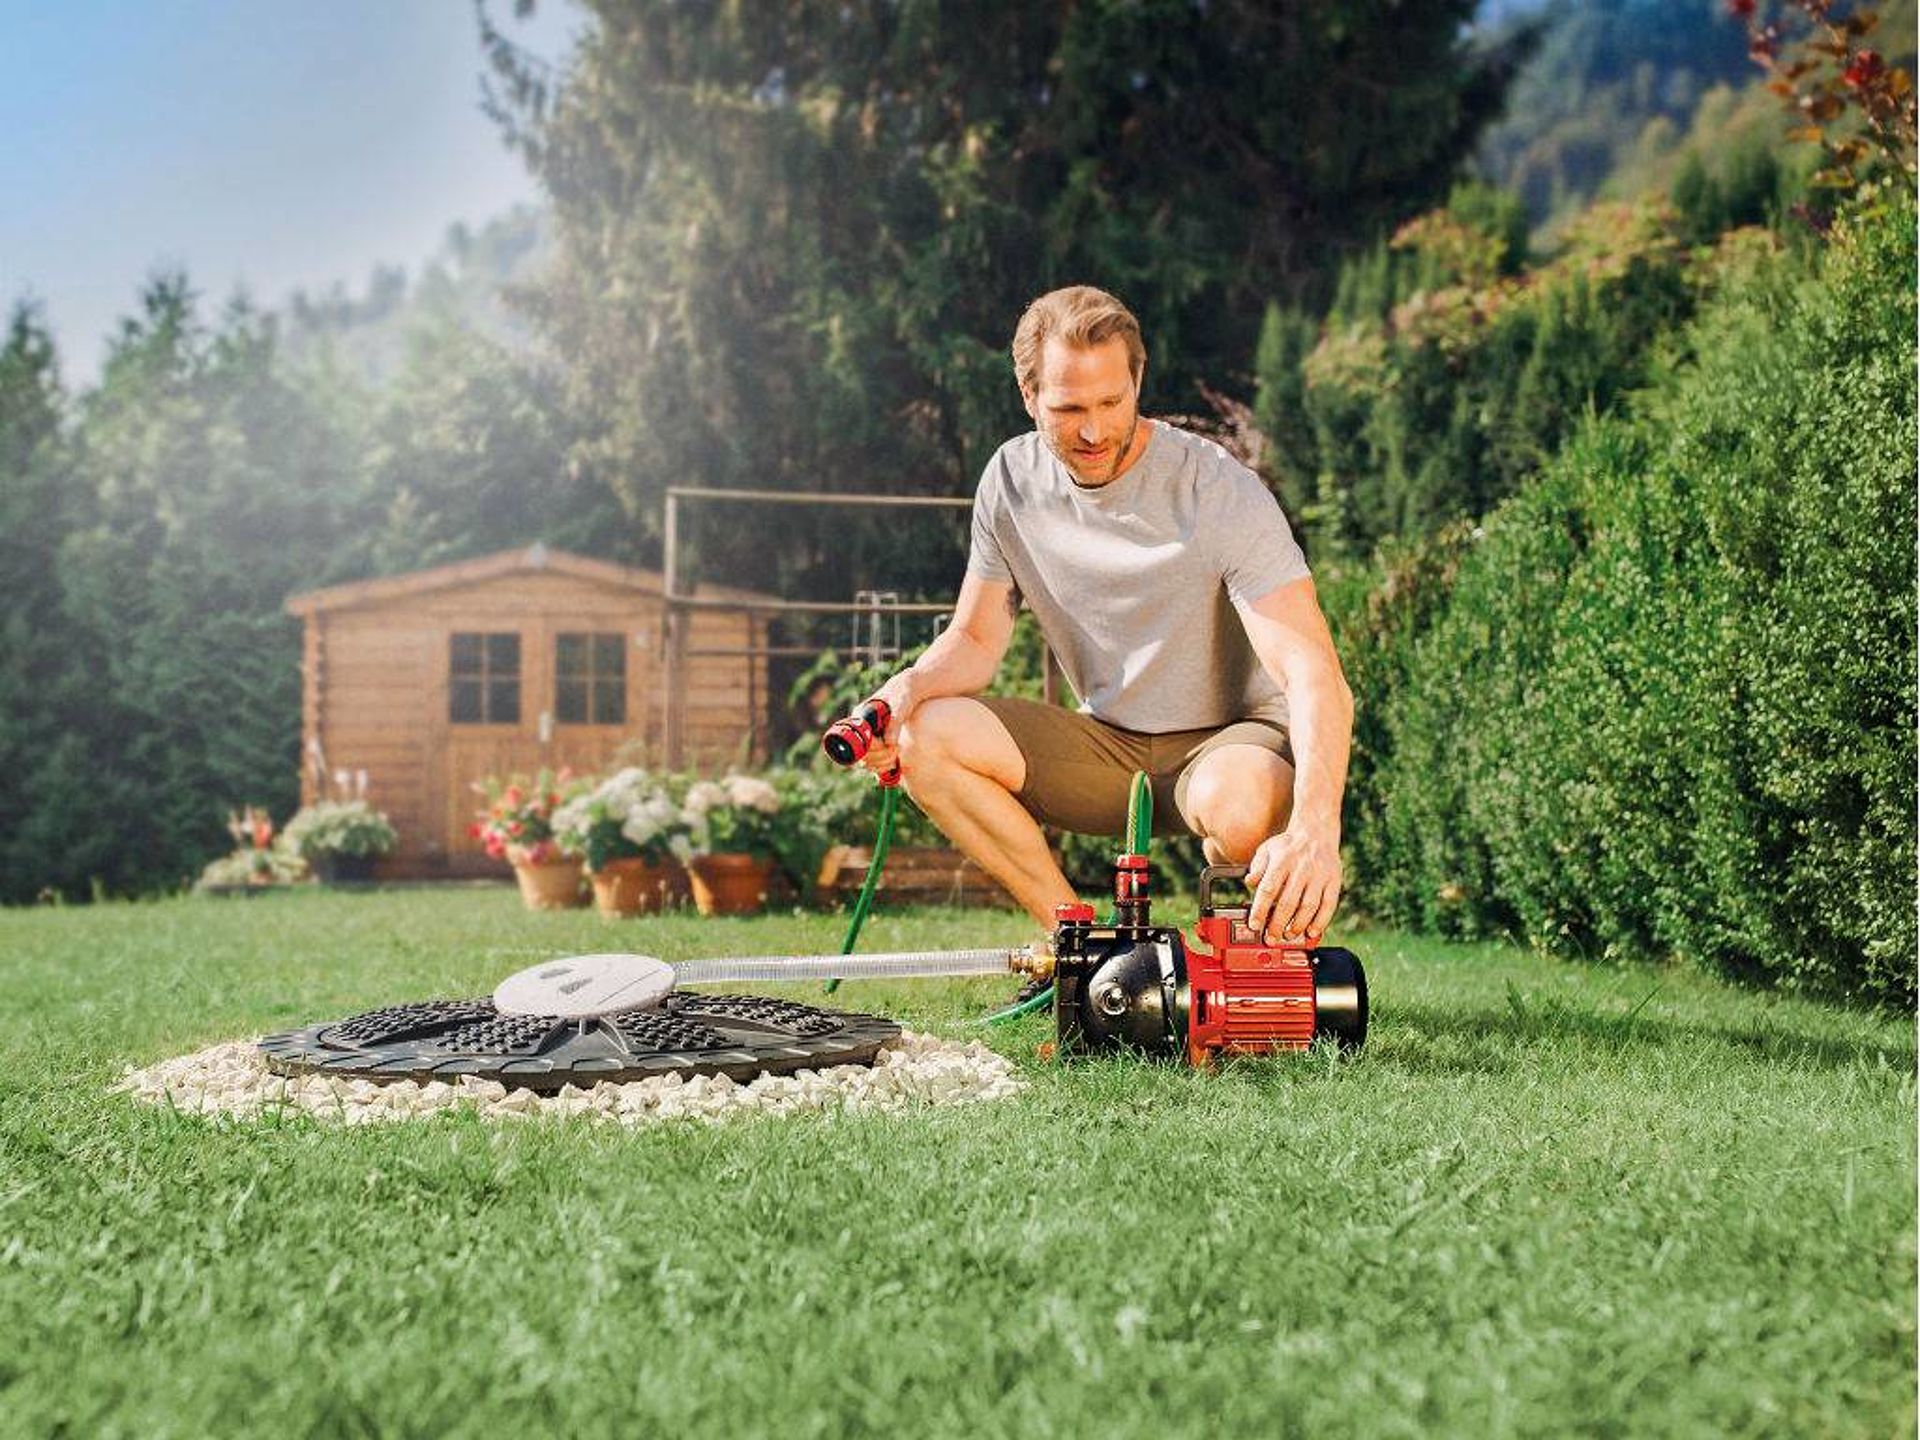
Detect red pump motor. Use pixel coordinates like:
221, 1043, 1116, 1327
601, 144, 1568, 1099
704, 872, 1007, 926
1050, 856, 1367, 1064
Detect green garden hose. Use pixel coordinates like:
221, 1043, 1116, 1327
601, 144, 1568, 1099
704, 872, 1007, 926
823, 781, 899, 995
1127, 769, 1152, 858
980, 984, 1056, 1025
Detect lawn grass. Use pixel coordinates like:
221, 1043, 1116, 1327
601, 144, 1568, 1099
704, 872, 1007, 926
0, 887, 1912, 1438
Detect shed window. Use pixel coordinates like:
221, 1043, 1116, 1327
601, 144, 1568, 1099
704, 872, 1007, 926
556, 632, 626, 725
450, 632, 520, 724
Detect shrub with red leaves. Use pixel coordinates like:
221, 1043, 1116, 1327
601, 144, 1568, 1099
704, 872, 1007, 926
1731, 1, 1917, 213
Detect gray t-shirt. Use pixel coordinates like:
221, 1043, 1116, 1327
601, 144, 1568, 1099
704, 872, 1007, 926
967, 420, 1310, 733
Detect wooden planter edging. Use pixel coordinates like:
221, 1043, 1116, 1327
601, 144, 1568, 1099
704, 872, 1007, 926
815, 844, 1013, 909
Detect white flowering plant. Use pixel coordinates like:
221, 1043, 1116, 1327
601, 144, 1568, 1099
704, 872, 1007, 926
281, 800, 398, 860
551, 767, 691, 872
680, 772, 785, 859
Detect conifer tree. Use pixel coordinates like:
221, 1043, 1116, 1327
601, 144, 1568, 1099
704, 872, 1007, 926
486, 0, 1524, 594
0, 306, 80, 901
56, 278, 361, 893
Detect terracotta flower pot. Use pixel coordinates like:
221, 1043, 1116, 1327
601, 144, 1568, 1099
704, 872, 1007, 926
686, 854, 774, 917
590, 856, 678, 918
512, 856, 587, 911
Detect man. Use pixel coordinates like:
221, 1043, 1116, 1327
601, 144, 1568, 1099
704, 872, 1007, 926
857, 285, 1351, 949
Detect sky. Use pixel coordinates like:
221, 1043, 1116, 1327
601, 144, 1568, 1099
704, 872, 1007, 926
1, 0, 584, 388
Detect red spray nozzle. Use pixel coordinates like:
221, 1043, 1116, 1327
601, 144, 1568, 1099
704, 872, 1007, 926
822, 699, 900, 786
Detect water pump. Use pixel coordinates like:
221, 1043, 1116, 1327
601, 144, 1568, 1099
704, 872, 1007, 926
1050, 854, 1367, 1064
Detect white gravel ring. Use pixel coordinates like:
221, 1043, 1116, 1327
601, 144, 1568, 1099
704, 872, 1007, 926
114, 1030, 1025, 1127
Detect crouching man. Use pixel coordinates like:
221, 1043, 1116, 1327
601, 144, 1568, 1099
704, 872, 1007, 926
857, 285, 1352, 951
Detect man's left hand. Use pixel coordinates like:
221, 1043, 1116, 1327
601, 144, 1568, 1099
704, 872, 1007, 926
1244, 829, 1343, 945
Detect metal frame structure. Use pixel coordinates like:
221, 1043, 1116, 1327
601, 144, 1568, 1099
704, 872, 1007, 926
661, 487, 965, 766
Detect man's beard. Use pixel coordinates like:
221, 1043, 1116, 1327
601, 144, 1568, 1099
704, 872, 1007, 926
1041, 409, 1138, 487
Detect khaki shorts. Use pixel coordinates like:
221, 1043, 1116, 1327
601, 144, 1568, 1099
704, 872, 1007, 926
973, 695, 1294, 839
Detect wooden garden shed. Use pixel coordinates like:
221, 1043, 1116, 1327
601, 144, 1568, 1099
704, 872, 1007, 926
286, 544, 776, 878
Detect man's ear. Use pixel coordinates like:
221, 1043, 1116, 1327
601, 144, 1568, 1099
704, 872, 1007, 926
1019, 384, 1038, 422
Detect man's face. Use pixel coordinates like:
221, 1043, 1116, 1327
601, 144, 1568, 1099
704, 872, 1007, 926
1022, 335, 1141, 487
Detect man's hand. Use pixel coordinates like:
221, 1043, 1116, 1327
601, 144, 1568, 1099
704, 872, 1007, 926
854, 674, 916, 782
1244, 828, 1343, 945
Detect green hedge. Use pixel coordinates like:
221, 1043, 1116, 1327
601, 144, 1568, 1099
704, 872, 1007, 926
1331, 193, 1916, 1008
1266, 193, 1701, 558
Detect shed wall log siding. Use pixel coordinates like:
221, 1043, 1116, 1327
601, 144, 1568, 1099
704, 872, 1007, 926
296, 562, 771, 879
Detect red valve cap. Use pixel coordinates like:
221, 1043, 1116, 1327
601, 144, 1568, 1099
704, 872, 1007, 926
1053, 902, 1096, 924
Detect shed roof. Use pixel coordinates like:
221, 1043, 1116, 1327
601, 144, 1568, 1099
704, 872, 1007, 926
284, 544, 781, 617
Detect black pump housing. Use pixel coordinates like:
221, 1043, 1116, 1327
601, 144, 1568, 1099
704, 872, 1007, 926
1052, 921, 1189, 1059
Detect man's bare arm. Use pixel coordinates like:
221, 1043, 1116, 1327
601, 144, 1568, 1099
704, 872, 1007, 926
1235, 576, 1355, 941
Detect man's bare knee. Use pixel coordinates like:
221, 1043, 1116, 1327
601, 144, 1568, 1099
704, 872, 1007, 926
897, 698, 1024, 793
895, 701, 965, 783
1185, 748, 1293, 857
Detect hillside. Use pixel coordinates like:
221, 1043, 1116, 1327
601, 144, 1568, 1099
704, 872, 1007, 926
1475, 0, 1919, 237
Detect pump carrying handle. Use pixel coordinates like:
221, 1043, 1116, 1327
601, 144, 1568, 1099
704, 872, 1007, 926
1200, 863, 1323, 946
1199, 863, 1253, 916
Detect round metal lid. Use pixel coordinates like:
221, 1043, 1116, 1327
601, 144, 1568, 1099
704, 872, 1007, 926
493, 953, 675, 1018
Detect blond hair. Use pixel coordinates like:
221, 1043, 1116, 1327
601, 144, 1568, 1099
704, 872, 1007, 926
1010, 286, 1147, 395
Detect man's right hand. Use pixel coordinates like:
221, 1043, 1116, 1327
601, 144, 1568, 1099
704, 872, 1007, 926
856, 675, 916, 781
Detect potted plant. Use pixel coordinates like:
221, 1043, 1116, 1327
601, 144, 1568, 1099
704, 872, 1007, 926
680, 772, 784, 916
552, 768, 691, 918
471, 769, 587, 910
195, 806, 305, 893
282, 799, 398, 883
